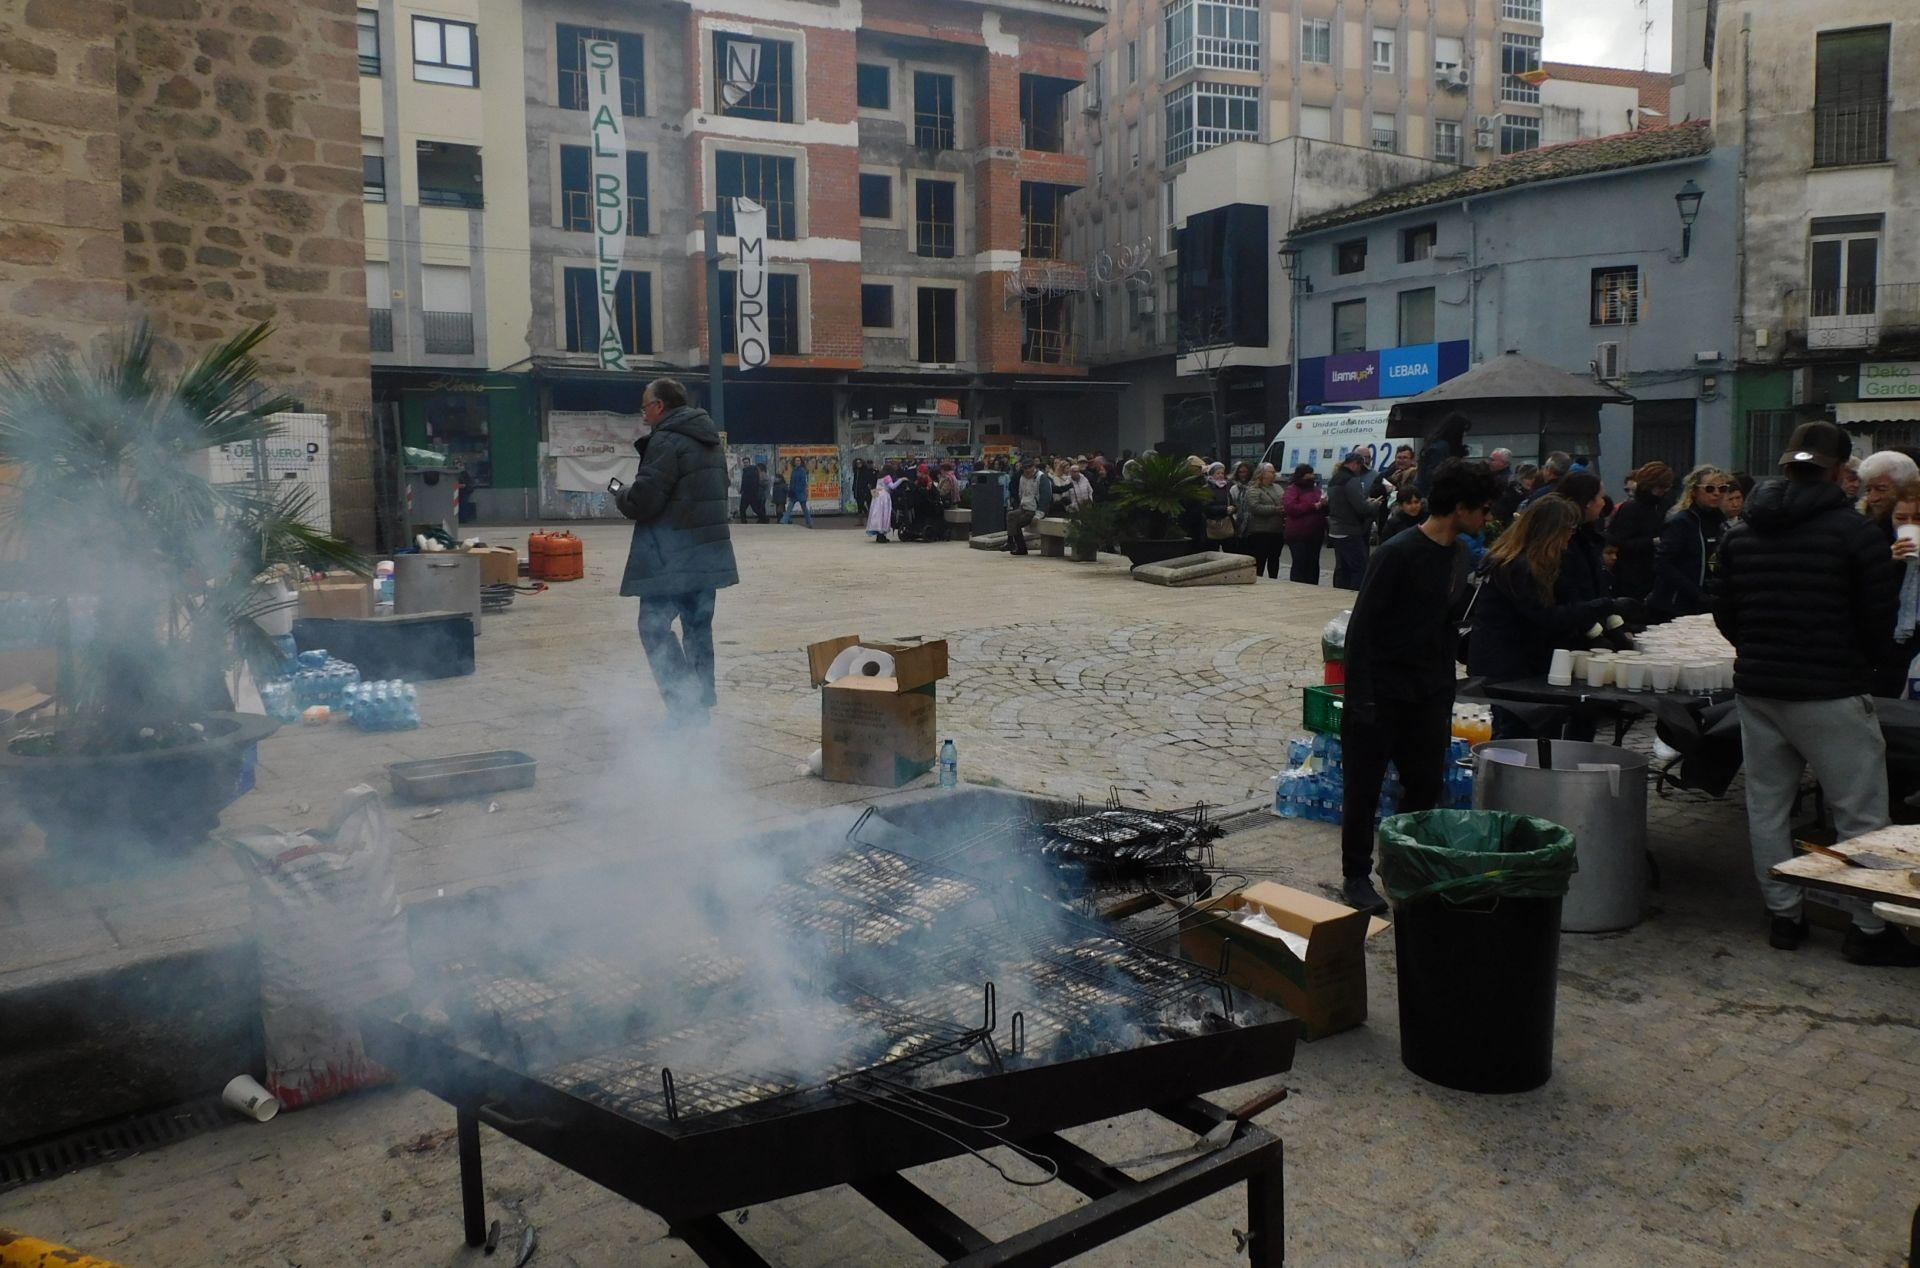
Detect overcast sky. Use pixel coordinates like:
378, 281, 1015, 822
1543, 0, 1672, 73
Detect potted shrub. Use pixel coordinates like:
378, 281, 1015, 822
1110, 452, 1210, 568
0, 323, 363, 860
1063, 500, 1119, 562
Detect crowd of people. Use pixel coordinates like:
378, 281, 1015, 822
1333, 423, 1919, 967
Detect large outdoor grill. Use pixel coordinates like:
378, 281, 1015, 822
362, 804, 1297, 1265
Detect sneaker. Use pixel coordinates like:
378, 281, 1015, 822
1841, 925, 1920, 967
1767, 913, 1809, 951
1341, 875, 1388, 915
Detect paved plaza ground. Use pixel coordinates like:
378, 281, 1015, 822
1, 521, 1916, 1265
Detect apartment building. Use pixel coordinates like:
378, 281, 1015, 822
1539, 63, 1670, 144
357, 0, 1099, 520
1677, 1, 1918, 467
1065, 0, 1546, 454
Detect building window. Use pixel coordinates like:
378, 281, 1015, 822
1632, 400, 1697, 474
1501, 115, 1541, 154
1371, 112, 1397, 151
1402, 224, 1437, 262
856, 63, 890, 110
1163, 181, 1178, 254
1332, 299, 1367, 353
1371, 27, 1394, 72
563, 268, 655, 356
1023, 295, 1069, 364
1128, 39, 1138, 83
1299, 104, 1332, 141
858, 172, 892, 220
1813, 26, 1890, 168
1502, 33, 1541, 103
1129, 122, 1140, 167
1165, 0, 1260, 77
914, 179, 956, 258
1164, 81, 1258, 165
417, 141, 483, 208
1398, 288, 1435, 344
714, 151, 797, 239
1808, 215, 1881, 318
421, 264, 473, 354
1300, 18, 1331, 65
1590, 266, 1641, 325
1335, 238, 1367, 274
1020, 75, 1070, 152
1091, 293, 1106, 344
558, 148, 650, 235
719, 272, 799, 356
1434, 35, 1463, 72
362, 150, 385, 203
1434, 120, 1462, 163
916, 287, 958, 363
357, 9, 380, 76
714, 33, 794, 123
913, 72, 957, 150
556, 26, 645, 116
1022, 183, 1066, 260
412, 16, 477, 88
861, 283, 894, 329
1501, 0, 1542, 20
1163, 266, 1179, 342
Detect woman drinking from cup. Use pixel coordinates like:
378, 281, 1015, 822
1877, 478, 1920, 697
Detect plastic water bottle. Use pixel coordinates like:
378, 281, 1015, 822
938, 739, 958, 789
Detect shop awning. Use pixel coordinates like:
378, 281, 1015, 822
1836, 401, 1920, 426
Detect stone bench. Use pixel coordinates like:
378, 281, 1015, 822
944, 508, 972, 525
968, 531, 1008, 551
1131, 551, 1258, 587
1035, 516, 1070, 558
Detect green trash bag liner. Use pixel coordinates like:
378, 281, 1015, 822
1377, 809, 1577, 905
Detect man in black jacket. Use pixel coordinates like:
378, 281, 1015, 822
737, 460, 768, 524
1715, 421, 1915, 966
1336, 459, 1501, 913
618, 378, 740, 728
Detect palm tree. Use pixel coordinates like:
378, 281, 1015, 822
0, 322, 362, 757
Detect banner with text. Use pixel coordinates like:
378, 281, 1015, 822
586, 39, 628, 371
734, 197, 769, 370
548, 410, 647, 492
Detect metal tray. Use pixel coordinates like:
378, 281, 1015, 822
389, 750, 537, 803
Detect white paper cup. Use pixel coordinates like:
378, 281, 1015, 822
1547, 648, 1575, 686
1649, 662, 1677, 692
1618, 661, 1647, 691
1571, 650, 1592, 679
223, 1074, 280, 1122
1585, 657, 1611, 688
1900, 525, 1920, 546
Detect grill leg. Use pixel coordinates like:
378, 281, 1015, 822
1246, 1143, 1284, 1267
457, 1109, 487, 1248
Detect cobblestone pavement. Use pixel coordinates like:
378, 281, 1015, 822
1, 524, 1916, 1265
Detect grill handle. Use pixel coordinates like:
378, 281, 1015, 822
476, 1103, 563, 1134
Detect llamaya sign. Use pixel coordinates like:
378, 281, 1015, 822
585, 39, 629, 370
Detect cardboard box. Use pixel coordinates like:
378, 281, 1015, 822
805, 635, 950, 788
463, 546, 520, 587
1179, 881, 1388, 1040
297, 577, 373, 620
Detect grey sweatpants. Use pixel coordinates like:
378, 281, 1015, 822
1736, 693, 1887, 931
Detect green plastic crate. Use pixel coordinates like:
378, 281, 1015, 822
1302, 683, 1345, 735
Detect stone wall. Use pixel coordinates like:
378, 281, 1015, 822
118, 0, 374, 543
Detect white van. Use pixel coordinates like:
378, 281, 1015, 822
1259, 411, 1396, 482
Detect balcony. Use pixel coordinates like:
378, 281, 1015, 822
1812, 99, 1889, 168
368, 307, 393, 352
423, 310, 474, 355
1371, 129, 1397, 151
1783, 281, 1920, 352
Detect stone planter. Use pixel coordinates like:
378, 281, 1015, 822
0, 711, 280, 860
1123, 538, 1195, 569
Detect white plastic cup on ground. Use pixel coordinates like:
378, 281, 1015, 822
223, 1074, 280, 1122
1547, 648, 1575, 686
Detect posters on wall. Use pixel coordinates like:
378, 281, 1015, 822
778, 444, 841, 511
548, 411, 647, 493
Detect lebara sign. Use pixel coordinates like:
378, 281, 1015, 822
1321, 343, 1440, 402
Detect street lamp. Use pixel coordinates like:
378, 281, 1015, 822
1674, 179, 1705, 259
1278, 244, 1306, 420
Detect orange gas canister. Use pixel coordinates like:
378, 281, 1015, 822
529, 531, 584, 582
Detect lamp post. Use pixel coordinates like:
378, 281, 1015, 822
701, 209, 726, 428
1278, 243, 1304, 421
1674, 179, 1705, 260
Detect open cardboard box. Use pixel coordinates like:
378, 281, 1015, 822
461, 545, 521, 587
297, 576, 374, 620
1177, 881, 1388, 1040
805, 635, 950, 788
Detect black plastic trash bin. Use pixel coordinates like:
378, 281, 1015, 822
970, 471, 1007, 536
1378, 809, 1577, 1094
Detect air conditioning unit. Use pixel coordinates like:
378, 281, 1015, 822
1474, 128, 1495, 149
1435, 66, 1469, 90
1083, 87, 1102, 115
1138, 293, 1158, 316
1595, 341, 1625, 381
1475, 114, 1497, 131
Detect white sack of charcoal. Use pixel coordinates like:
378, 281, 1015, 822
228, 784, 412, 1109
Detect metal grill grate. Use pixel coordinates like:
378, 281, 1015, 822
0, 1098, 230, 1194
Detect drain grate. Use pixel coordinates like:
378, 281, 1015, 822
0, 1097, 231, 1194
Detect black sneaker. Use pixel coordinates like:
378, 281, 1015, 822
1841, 926, 1920, 967
1341, 875, 1388, 915
1768, 913, 1809, 951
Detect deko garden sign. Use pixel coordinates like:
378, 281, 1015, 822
586, 39, 629, 371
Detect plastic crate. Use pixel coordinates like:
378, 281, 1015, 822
1302, 683, 1345, 735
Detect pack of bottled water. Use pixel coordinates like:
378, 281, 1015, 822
1272, 735, 1477, 822
259, 677, 302, 724
288, 655, 361, 709
343, 680, 420, 731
